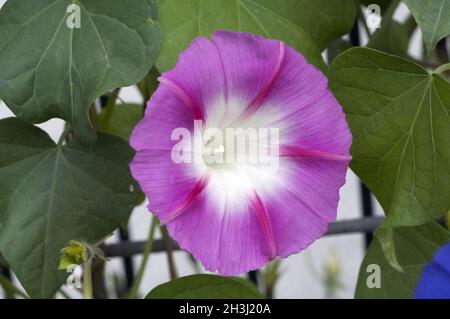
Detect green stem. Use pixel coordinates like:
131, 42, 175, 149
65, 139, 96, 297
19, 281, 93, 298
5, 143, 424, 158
384, 0, 401, 20
83, 258, 93, 299
433, 63, 450, 75
0, 273, 29, 299
403, 14, 417, 36
137, 68, 160, 102
57, 123, 72, 147
128, 217, 158, 299
99, 89, 121, 131
161, 226, 178, 279
408, 57, 440, 70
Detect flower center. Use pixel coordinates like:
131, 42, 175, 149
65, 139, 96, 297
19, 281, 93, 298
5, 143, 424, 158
202, 131, 226, 165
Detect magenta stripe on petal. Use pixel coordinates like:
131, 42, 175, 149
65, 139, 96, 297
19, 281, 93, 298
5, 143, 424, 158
250, 192, 277, 259
160, 177, 209, 225
245, 41, 286, 115
211, 31, 284, 109
158, 77, 205, 120
279, 145, 352, 161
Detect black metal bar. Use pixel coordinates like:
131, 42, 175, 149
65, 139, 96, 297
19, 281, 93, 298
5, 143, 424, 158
349, 15, 376, 247
104, 238, 174, 258
0, 267, 10, 279
119, 227, 135, 289
248, 271, 258, 286
0, 217, 385, 267
360, 183, 375, 246
103, 217, 385, 258
0, 267, 12, 298
326, 216, 382, 235
349, 16, 361, 48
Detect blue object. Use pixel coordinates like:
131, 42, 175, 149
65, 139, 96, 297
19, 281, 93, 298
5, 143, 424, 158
414, 242, 450, 299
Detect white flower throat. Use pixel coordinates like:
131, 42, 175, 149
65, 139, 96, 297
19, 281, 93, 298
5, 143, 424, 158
171, 120, 280, 174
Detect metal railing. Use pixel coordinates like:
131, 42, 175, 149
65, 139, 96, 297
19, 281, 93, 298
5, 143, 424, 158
0, 216, 384, 268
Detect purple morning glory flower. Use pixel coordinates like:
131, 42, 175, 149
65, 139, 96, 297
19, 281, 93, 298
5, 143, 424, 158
130, 31, 352, 275
414, 242, 450, 299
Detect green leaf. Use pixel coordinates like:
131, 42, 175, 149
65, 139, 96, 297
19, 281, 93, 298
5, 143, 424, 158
329, 48, 450, 228
157, 0, 355, 72
374, 225, 404, 272
0, 0, 160, 145
242, 0, 356, 50
0, 118, 139, 298
367, 21, 410, 57
146, 274, 263, 299
98, 104, 143, 141
355, 222, 449, 298
404, 0, 450, 53
367, 24, 407, 56
137, 67, 161, 102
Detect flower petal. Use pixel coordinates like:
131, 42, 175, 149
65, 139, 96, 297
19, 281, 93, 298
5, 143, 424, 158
130, 150, 205, 223
207, 31, 284, 124
414, 243, 450, 299
164, 169, 273, 275
250, 44, 351, 158
160, 36, 229, 120
130, 86, 195, 152
254, 158, 349, 257
130, 30, 352, 276
211, 31, 351, 158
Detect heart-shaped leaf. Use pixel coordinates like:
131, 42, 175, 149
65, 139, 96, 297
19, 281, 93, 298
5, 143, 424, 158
0, 0, 160, 145
355, 222, 449, 298
404, 0, 450, 53
0, 118, 139, 298
156, 0, 356, 72
329, 48, 450, 228
146, 274, 263, 299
